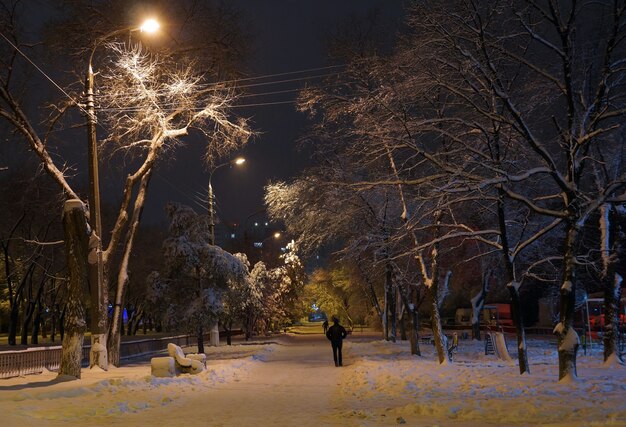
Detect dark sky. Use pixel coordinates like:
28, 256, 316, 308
143, 1, 406, 226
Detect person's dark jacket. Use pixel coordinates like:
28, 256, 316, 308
326, 323, 347, 343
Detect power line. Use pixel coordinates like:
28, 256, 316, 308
98, 99, 298, 113
97, 78, 356, 113
202, 64, 346, 86
230, 71, 345, 90
154, 171, 208, 213
0, 29, 88, 117
97, 69, 348, 104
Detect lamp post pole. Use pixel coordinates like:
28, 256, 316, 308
208, 179, 216, 245
85, 57, 108, 370
207, 157, 245, 346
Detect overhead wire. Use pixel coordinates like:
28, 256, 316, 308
0, 29, 347, 119
97, 78, 355, 113
0, 29, 89, 117
154, 171, 208, 213
95, 68, 349, 105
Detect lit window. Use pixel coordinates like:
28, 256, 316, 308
254, 242, 263, 248
231, 233, 236, 239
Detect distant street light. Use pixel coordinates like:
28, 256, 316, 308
84, 18, 159, 370
207, 157, 246, 245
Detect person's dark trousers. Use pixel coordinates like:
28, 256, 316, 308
331, 341, 343, 366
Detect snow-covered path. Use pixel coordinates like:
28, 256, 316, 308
0, 333, 347, 426
128, 334, 343, 426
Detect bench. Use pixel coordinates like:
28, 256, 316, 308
150, 343, 206, 377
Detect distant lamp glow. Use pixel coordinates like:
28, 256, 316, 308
140, 19, 160, 34
234, 157, 246, 165
274, 232, 281, 239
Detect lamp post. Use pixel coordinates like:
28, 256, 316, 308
84, 19, 159, 370
207, 157, 245, 346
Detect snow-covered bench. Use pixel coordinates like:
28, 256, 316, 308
150, 343, 206, 377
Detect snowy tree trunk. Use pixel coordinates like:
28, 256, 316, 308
496, 189, 530, 374
383, 270, 390, 341
108, 171, 151, 367
59, 200, 89, 379
388, 263, 397, 343
508, 281, 529, 374
603, 273, 623, 363
471, 269, 490, 341
555, 222, 580, 381
400, 287, 421, 356
600, 204, 623, 364
429, 277, 449, 365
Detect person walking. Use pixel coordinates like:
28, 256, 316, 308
322, 319, 329, 334
326, 317, 347, 367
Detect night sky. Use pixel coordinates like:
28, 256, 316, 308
143, 1, 406, 226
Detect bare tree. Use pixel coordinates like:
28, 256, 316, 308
1, 1, 251, 366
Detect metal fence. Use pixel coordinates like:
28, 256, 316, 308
0, 333, 209, 379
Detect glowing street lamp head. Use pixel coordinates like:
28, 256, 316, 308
234, 157, 246, 165
140, 19, 160, 34
274, 232, 281, 239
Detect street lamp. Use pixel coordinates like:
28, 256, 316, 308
207, 157, 245, 245
84, 18, 159, 370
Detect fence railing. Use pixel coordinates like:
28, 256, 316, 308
0, 333, 210, 379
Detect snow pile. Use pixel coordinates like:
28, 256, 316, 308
0, 343, 277, 425
334, 338, 626, 426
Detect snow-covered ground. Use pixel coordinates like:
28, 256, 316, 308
0, 332, 624, 426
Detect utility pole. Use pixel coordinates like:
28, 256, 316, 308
206, 157, 245, 347
85, 64, 108, 370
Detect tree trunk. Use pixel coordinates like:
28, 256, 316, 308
555, 221, 579, 381
399, 312, 407, 341
59, 305, 66, 340
600, 204, 623, 364
603, 273, 623, 363
197, 324, 205, 354
389, 276, 397, 343
410, 306, 420, 356
126, 306, 135, 336
8, 304, 19, 346
430, 281, 448, 364
31, 293, 43, 345
21, 299, 35, 345
496, 188, 530, 374
226, 319, 233, 346
384, 263, 392, 341
58, 200, 90, 379
471, 269, 490, 341
508, 282, 530, 374
400, 286, 421, 356
108, 171, 152, 366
